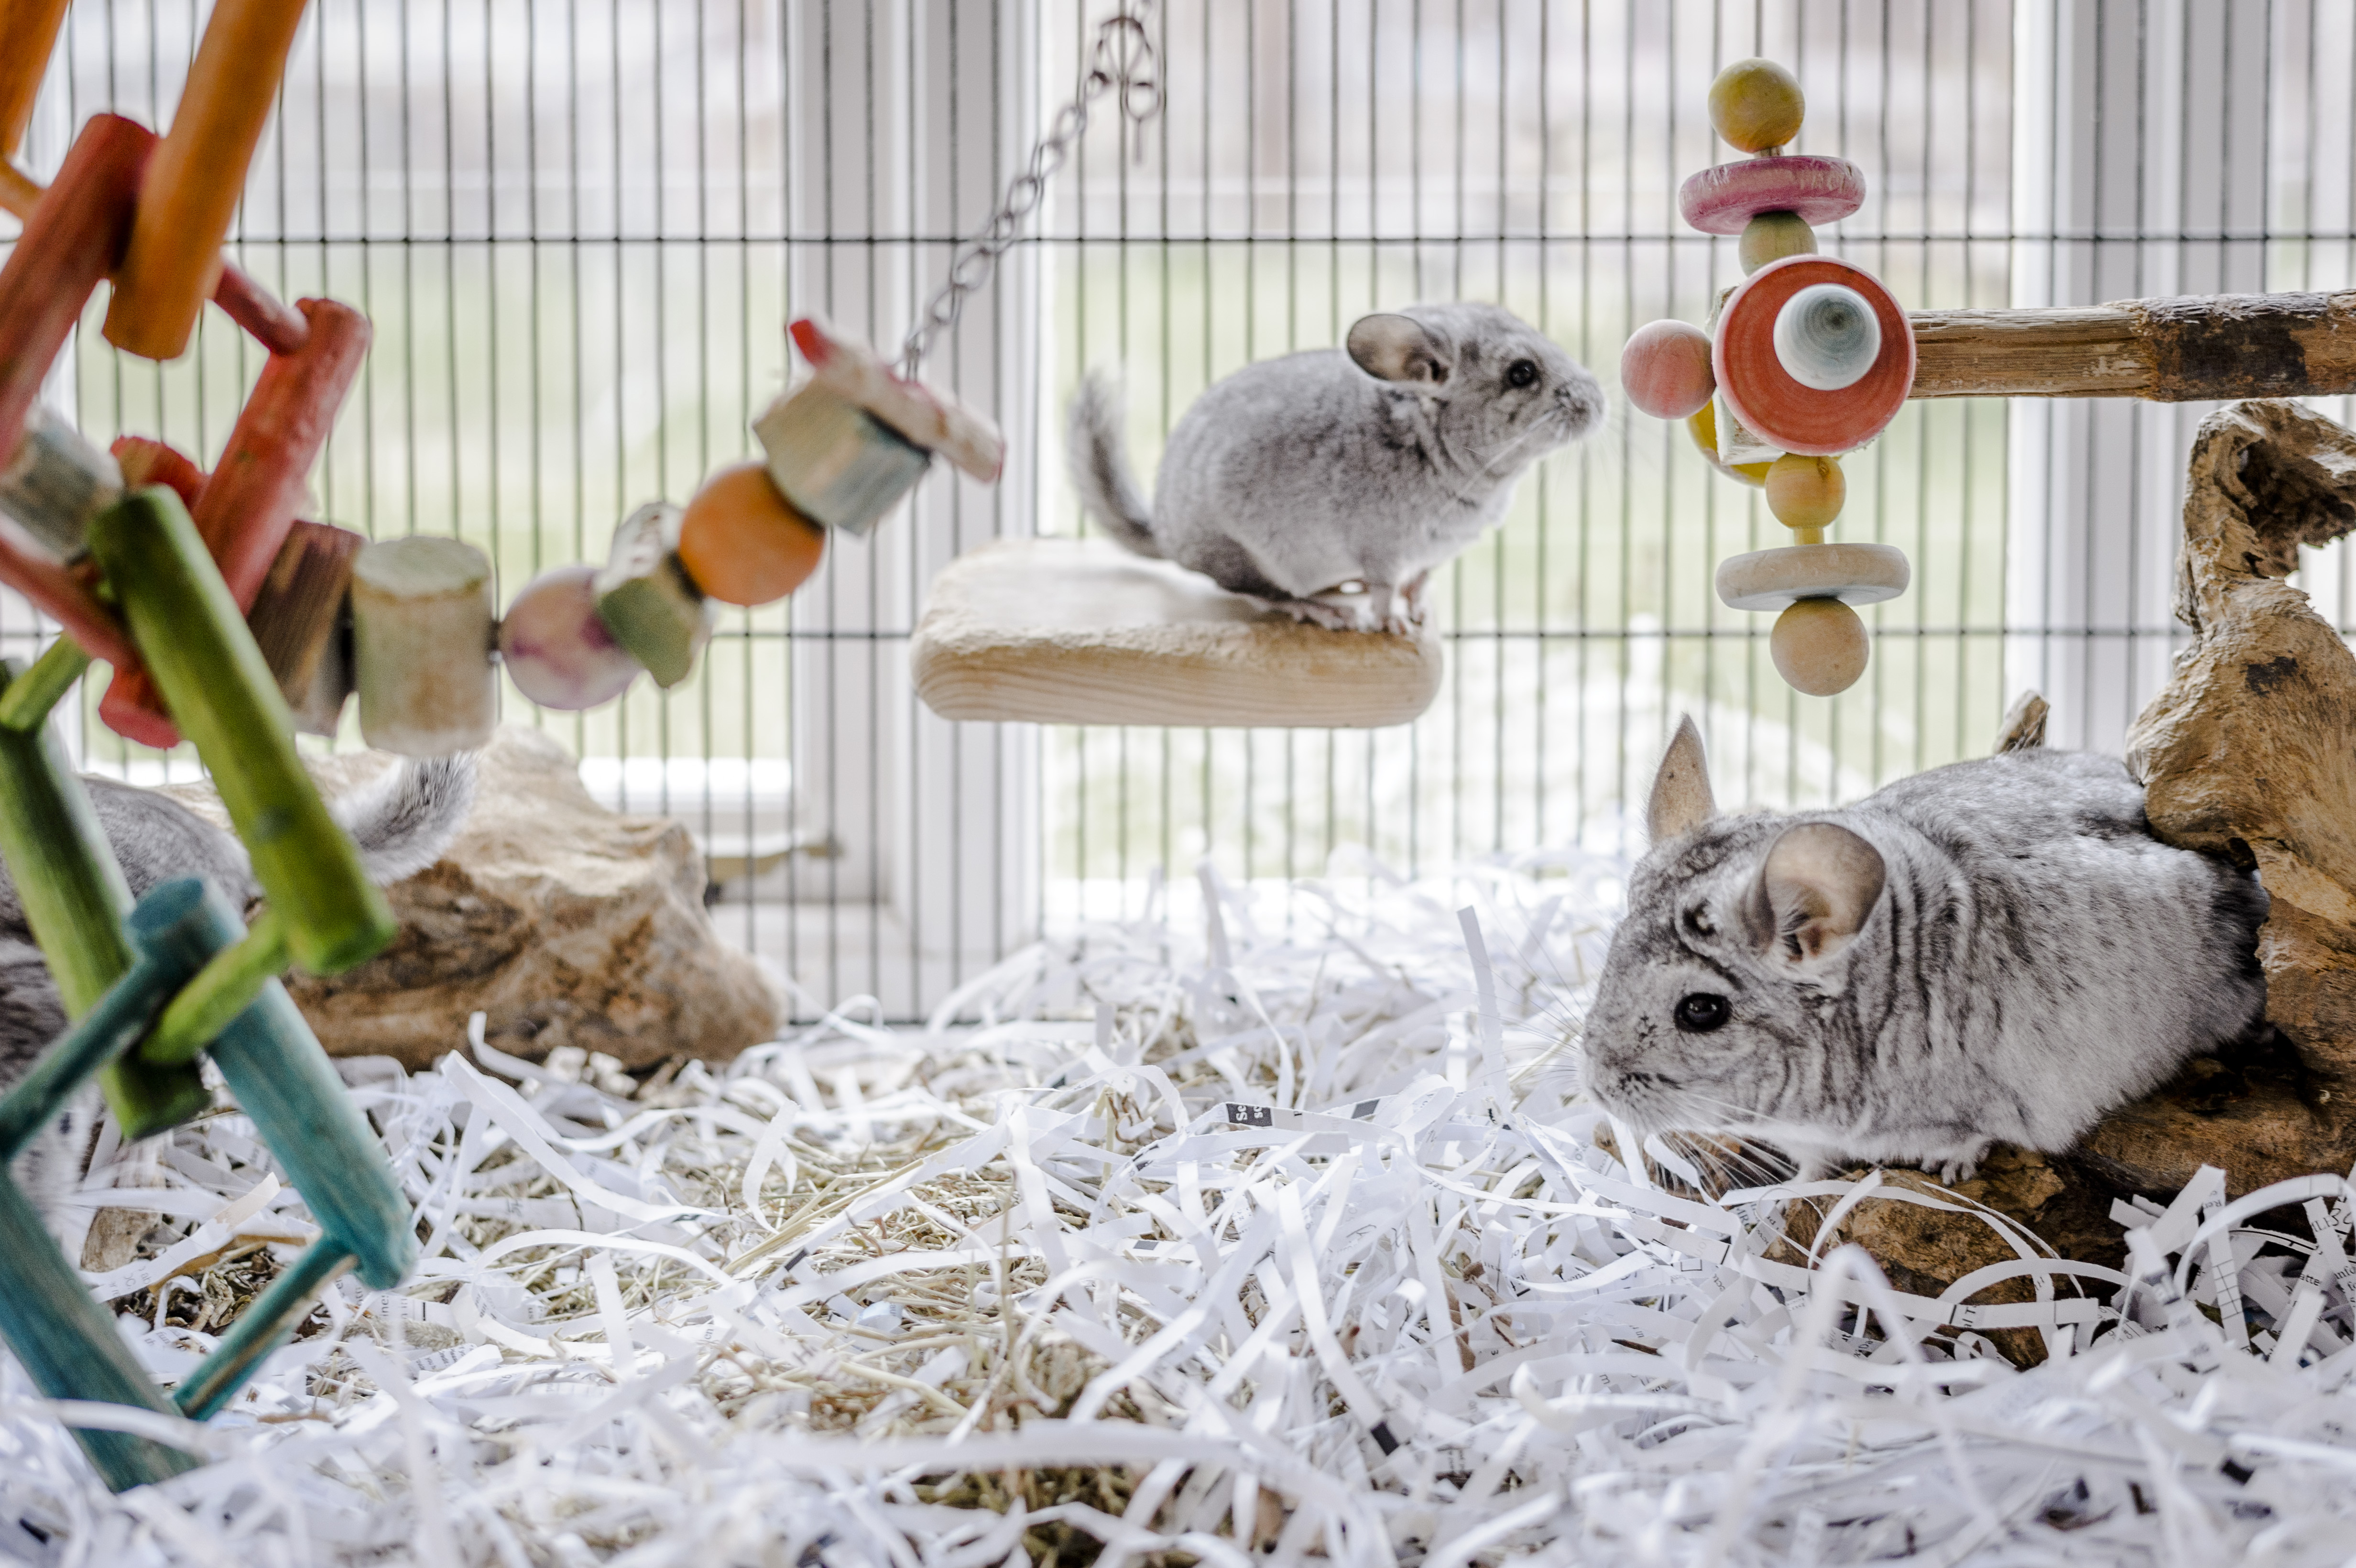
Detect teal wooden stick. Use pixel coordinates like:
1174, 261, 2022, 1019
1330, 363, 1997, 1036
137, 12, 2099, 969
0, 664, 210, 1135
0, 954, 173, 1160
174, 1241, 354, 1422
140, 908, 289, 1067
85, 489, 395, 976
0, 1176, 197, 1490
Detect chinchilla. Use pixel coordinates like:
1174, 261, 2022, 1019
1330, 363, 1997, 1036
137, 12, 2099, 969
0, 755, 478, 1227
1574, 711, 2269, 1185
1068, 302, 1603, 633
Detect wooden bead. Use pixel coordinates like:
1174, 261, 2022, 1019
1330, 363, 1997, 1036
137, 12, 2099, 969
1679, 154, 1865, 236
753, 380, 932, 537
1685, 403, 1771, 487
0, 403, 120, 558
351, 535, 497, 759
103, 0, 312, 361
1764, 453, 1844, 530
499, 564, 644, 710
677, 461, 827, 607
596, 501, 715, 687
1619, 320, 1717, 420
1774, 282, 1881, 391
1739, 210, 1817, 273
1715, 541, 1909, 611
1771, 598, 1869, 696
1708, 58, 1805, 153
246, 520, 364, 738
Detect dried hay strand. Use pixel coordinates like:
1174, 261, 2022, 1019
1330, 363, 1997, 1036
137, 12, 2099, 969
4, 851, 2356, 1565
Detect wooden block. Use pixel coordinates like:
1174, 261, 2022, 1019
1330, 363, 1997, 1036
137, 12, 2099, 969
351, 534, 496, 759
248, 519, 362, 736
0, 403, 121, 558
87, 488, 396, 977
1714, 541, 1910, 612
102, 0, 313, 361
0, 0, 71, 160
784, 316, 1004, 481
910, 537, 1443, 729
595, 501, 715, 686
753, 380, 932, 537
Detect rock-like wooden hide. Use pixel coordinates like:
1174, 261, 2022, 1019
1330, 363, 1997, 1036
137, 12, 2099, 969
169, 725, 783, 1069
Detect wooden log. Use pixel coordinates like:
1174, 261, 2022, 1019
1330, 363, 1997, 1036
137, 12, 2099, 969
2, 153, 311, 354
595, 501, 714, 686
1908, 292, 2356, 402
351, 535, 496, 757
102, 298, 368, 746
103, 0, 314, 361
86, 488, 397, 977
0, 0, 71, 160
0, 402, 122, 557
247, 519, 362, 736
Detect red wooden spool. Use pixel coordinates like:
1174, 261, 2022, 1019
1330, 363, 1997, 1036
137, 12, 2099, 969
1711, 255, 1913, 457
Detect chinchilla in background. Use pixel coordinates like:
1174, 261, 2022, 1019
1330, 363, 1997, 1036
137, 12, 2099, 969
1068, 302, 1604, 633
1571, 708, 2270, 1186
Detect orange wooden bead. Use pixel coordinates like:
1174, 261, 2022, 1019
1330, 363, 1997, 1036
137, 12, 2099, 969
676, 460, 827, 607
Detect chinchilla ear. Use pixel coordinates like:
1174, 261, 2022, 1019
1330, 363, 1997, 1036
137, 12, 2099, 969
1346, 313, 1453, 386
1747, 822, 1886, 964
1645, 714, 1716, 842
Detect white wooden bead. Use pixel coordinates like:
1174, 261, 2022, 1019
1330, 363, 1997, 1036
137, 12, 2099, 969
1715, 541, 1909, 611
352, 535, 497, 757
1772, 282, 1881, 392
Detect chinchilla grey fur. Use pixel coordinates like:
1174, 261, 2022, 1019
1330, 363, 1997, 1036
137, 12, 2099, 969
0, 755, 478, 1228
1067, 302, 1603, 632
1576, 715, 2269, 1184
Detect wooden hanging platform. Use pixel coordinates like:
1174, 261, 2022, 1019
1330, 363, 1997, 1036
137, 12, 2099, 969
910, 537, 1442, 728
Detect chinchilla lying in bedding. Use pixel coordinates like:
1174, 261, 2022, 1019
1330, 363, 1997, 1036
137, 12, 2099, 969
0, 756, 477, 1223
1575, 711, 2269, 1185
1068, 302, 1605, 633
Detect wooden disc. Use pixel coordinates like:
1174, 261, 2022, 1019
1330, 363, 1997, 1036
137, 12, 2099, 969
1714, 541, 1909, 611
1678, 154, 1865, 235
1712, 256, 1914, 455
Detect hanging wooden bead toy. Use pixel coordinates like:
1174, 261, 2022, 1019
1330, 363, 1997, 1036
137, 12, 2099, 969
1619, 57, 1915, 697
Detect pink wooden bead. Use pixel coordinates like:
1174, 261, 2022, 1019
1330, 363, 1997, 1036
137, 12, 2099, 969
1679, 154, 1865, 236
499, 563, 644, 710
1619, 319, 1717, 420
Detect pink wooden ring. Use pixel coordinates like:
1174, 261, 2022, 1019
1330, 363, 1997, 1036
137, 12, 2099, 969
1712, 255, 1914, 456
1678, 155, 1865, 236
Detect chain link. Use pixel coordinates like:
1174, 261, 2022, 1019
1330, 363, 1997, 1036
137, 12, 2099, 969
898, 4, 1160, 376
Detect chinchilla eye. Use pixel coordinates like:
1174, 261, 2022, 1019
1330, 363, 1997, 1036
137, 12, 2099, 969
1682, 905, 1714, 937
1674, 992, 1731, 1033
1506, 357, 1540, 389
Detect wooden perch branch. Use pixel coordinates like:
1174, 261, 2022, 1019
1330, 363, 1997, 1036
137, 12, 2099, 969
1909, 292, 2356, 401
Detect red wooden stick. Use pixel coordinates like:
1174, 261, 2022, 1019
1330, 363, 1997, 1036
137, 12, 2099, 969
111, 436, 207, 510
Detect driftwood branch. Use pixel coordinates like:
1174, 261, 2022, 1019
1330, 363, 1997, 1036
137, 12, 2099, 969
1909, 292, 2356, 402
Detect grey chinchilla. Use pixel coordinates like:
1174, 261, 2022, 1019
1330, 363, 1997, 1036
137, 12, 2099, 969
1068, 302, 1604, 632
1573, 711, 2269, 1185
0, 755, 478, 1227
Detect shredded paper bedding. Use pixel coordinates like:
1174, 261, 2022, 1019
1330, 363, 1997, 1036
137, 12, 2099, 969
5, 850, 2356, 1567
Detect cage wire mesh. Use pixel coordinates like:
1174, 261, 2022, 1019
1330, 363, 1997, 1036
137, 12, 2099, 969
3, 0, 2355, 1023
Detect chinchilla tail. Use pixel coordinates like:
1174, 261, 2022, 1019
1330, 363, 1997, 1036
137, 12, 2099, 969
332, 755, 480, 885
1066, 370, 1162, 558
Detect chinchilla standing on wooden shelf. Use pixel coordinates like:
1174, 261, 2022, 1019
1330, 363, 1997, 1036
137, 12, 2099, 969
0, 755, 477, 1227
1068, 302, 1603, 633
1571, 704, 2269, 1186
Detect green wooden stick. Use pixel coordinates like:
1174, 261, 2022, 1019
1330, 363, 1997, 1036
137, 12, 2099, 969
174, 1240, 354, 1422
0, 952, 174, 1159
139, 907, 288, 1067
84, 488, 395, 975
0, 636, 93, 733
0, 663, 210, 1133
0, 1176, 198, 1490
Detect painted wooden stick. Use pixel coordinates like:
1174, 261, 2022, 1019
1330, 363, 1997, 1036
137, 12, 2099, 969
101, 297, 369, 746
85, 488, 396, 976
0, 0, 71, 160
1, 402, 122, 557
2, 155, 311, 354
175, 1241, 354, 1420
103, 0, 315, 362
351, 535, 496, 757
247, 518, 363, 735
111, 434, 208, 507
1909, 292, 2356, 401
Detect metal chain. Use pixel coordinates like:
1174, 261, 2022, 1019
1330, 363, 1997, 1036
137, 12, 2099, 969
898, 3, 1160, 376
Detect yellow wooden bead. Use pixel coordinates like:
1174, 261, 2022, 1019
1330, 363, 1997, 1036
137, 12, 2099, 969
1739, 210, 1817, 272
1708, 59, 1805, 153
1765, 453, 1844, 530
1771, 598, 1868, 696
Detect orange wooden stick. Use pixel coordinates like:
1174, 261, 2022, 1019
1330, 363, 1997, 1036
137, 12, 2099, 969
0, 0, 71, 160
102, 0, 312, 362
